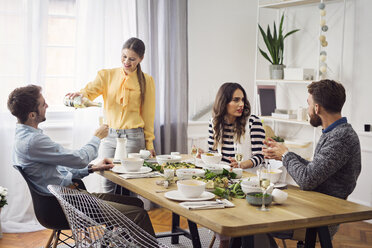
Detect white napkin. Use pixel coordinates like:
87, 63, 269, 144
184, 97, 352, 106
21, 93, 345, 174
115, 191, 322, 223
119, 172, 162, 179
179, 199, 235, 210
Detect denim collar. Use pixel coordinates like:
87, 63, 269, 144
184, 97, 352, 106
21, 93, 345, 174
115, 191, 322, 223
16, 123, 43, 133
322, 117, 347, 133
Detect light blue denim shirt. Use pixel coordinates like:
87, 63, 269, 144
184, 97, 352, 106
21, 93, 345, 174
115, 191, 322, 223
13, 124, 100, 194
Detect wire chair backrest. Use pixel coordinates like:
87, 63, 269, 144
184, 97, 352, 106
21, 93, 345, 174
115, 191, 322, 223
48, 185, 168, 248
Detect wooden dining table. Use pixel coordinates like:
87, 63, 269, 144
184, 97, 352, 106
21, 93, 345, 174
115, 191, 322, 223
98, 161, 372, 248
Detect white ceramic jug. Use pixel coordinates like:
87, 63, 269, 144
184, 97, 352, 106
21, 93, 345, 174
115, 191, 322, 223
114, 137, 127, 161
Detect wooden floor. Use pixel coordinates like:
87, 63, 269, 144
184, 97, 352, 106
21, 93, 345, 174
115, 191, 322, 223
0, 208, 371, 248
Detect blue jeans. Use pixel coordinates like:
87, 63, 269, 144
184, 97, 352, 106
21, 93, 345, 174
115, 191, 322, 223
101, 128, 146, 193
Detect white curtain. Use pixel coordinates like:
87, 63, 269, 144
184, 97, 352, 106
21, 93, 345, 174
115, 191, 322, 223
137, 0, 189, 154
0, 0, 48, 233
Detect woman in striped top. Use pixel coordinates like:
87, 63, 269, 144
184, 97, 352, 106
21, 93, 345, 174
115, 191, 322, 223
208, 82, 265, 169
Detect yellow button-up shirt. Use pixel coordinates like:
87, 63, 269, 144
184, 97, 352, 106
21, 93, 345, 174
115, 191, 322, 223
80, 68, 155, 150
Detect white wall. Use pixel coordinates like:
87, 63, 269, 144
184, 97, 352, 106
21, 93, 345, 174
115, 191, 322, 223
188, 0, 258, 121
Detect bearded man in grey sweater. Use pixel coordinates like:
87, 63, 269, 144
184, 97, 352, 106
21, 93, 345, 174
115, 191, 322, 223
260, 79, 361, 247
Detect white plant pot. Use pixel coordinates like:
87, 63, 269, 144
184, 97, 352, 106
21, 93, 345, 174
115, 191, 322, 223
270, 64, 285, 79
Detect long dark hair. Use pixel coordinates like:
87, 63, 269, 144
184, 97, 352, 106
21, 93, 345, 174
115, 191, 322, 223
212, 82, 251, 149
122, 37, 146, 104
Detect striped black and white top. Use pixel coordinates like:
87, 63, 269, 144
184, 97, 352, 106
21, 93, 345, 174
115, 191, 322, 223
208, 115, 265, 167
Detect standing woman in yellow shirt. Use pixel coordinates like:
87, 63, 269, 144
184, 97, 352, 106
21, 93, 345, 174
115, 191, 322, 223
67, 37, 156, 193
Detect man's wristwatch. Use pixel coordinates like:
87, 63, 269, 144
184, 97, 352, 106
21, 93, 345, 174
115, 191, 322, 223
282, 151, 289, 161
87, 164, 94, 174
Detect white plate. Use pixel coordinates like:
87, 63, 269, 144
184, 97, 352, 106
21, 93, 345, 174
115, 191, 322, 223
196, 158, 229, 167
273, 182, 287, 188
112, 166, 152, 174
164, 190, 215, 201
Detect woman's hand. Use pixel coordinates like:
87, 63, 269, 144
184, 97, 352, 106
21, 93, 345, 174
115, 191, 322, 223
65, 92, 83, 99
229, 158, 253, 169
196, 148, 204, 159
149, 149, 156, 158
229, 157, 239, 168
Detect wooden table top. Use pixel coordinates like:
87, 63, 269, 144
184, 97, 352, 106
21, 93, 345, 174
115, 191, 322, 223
99, 161, 372, 237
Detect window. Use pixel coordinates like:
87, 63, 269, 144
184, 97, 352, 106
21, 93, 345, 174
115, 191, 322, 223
0, 0, 25, 110
45, 0, 77, 109
0, 0, 77, 112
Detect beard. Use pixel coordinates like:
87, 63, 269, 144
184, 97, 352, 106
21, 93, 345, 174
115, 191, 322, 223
36, 112, 46, 123
309, 112, 322, 127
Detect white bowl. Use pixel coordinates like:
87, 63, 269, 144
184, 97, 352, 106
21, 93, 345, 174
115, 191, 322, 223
232, 168, 243, 179
139, 150, 151, 159
201, 153, 222, 165
261, 169, 282, 184
156, 155, 182, 165
177, 180, 206, 198
128, 153, 142, 159
176, 168, 205, 180
272, 188, 288, 204
203, 164, 230, 174
121, 158, 144, 172
241, 178, 260, 194
241, 179, 274, 194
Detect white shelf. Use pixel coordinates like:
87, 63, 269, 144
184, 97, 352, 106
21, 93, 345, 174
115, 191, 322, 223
356, 131, 372, 137
261, 116, 311, 126
256, 79, 312, 85
259, 0, 341, 9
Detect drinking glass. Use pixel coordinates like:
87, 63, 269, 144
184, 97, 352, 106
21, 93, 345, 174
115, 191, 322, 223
99, 108, 108, 126
190, 139, 198, 164
234, 143, 243, 168
258, 164, 270, 211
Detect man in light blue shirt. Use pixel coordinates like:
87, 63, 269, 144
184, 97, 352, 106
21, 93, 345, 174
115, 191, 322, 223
8, 84, 155, 236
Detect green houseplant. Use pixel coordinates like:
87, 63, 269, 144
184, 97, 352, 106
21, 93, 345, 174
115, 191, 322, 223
258, 14, 300, 79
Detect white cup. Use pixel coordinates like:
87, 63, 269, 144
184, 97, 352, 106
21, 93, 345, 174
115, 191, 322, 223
163, 169, 175, 180
139, 149, 151, 159
272, 188, 288, 204
128, 153, 142, 159
171, 152, 180, 156
232, 168, 243, 179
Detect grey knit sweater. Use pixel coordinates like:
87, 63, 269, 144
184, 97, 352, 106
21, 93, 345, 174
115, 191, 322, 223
283, 122, 361, 199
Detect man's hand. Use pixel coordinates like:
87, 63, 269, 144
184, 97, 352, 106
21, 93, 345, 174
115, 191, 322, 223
94, 124, 109, 139
91, 158, 114, 172
263, 138, 289, 161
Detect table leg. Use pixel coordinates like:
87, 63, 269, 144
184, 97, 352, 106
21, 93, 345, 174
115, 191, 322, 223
318, 226, 333, 248
305, 226, 333, 248
229, 237, 241, 248
171, 213, 180, 244
188, 220, 202, 248
305, 227, 317, 248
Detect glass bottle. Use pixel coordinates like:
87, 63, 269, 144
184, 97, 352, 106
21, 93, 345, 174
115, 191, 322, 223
63, 96, 102, 108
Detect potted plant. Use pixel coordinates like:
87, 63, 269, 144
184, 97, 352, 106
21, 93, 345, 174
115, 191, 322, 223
258, 14, 300, 79
0, 186, 8, 239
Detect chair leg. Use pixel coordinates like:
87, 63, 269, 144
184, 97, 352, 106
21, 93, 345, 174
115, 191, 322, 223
52, 230, 61, 248
209, 234, 216, 248
45, 230, 56, 248
281, 239, 288, 248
